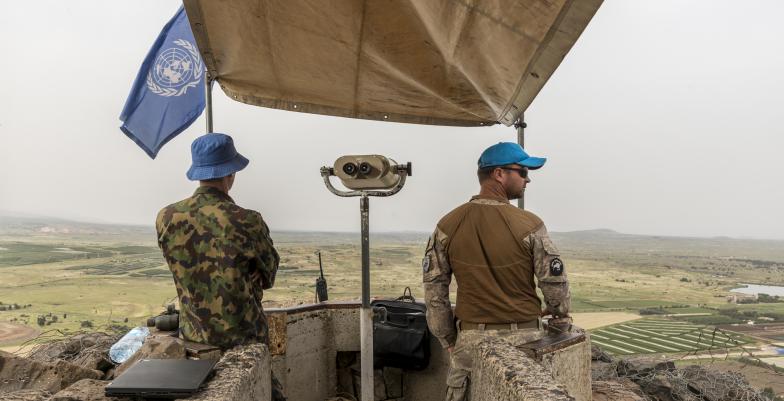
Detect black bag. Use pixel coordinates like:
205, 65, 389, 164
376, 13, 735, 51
371, 287, 431, 371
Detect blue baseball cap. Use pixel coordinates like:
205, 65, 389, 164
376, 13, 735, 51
478, 142, 546, 170
186, 133, 249, 181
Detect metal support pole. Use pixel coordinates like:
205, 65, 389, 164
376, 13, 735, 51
516, 113, 526, 209
205, 75, 214, 133
359, 195, 373, 401
360, 195, 370, 308
319, 164, 410, 401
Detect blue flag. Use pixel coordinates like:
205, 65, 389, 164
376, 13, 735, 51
120, 6, 205, 159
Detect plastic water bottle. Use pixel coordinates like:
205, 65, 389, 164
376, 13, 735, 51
109, 326, 150, 364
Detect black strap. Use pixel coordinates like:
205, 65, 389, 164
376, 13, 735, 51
396, 287, 416, 303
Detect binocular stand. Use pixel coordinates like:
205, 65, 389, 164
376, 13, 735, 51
320, 162, 411, 401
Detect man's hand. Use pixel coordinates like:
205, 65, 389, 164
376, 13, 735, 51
548, 316, 573, 333
447, 346, 454, 353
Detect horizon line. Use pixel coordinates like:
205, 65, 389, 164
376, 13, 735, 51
2, 210, 784, 242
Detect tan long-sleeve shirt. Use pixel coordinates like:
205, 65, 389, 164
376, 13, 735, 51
422, 195, 570, 348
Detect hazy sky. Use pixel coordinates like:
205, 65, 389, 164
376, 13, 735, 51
1, 1, 782, 239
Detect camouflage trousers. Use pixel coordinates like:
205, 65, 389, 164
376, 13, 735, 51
445, 326, 544, 401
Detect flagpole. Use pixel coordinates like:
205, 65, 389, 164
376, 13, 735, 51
205, 74, 214, 133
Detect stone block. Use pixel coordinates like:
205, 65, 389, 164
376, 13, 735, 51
267, 312, 288, 356
591, 361, 618, 381
51, 378, 129, 401
616, 356, 675, 377
0, 390, 52, 401
592, 380, 645, 401
590, 343, 613, 362
539, 336, 591, 401
470, 337, 574, 401
27, 334, 116, 365
71, 350, 113, 373
637, 373, 683, 401
0, 351, 102, 393
187, 344, 271, 401
681, 365, 759, 401
25, 333, 116, 374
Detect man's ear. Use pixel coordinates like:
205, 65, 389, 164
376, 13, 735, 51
492, 167, 504, 182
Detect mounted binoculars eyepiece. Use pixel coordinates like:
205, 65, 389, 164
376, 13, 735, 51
342, 162, 358, 176
331, 155, 412, 190
146, 304, 179, 331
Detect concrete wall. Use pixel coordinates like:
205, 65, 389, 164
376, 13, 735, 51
267, 303, 449, 401
191, 344, 271, 401
540, 334, 592, 401
266, 303, 591, 401
471, 337, 575, 401
269, 308, 345, 401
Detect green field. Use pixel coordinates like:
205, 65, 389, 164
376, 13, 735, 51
2, 216, 784, 351
591, 318, 750, 355
0, 230, 428, 341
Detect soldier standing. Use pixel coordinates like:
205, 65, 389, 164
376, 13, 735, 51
423, 142, 572, 401
156, 133, 284, 400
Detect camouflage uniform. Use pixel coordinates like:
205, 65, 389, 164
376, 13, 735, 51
423, 195, 571, 401
156, 186, 280, 349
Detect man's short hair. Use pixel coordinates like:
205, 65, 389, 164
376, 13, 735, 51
477, 166, 497, 183
200, 177, 223, 183
199, 173, 234, 184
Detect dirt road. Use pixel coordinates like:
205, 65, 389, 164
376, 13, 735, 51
0, 322, 39, 346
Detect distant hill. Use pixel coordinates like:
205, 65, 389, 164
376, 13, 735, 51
0, 213, 427, 245
549, 228, 784, 263
2, 212, 782, 254
0, 212, 153, 238
551, 227, 784, 244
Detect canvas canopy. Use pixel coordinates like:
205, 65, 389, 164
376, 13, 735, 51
183, 0, 602, 127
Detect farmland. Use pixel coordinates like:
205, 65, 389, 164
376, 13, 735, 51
590, 318, 750, 356
1, 215, 784, 360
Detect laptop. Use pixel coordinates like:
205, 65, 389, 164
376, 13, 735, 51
105, 359, 217, 399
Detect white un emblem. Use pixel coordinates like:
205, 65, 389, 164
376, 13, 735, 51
146, 39, 203, 97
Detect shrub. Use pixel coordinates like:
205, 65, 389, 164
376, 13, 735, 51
758, 293, 782, 303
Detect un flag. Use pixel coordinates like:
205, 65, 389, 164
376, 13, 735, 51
119, 6, 205, 159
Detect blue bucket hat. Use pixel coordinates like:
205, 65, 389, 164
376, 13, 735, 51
478, 142, 546, 170
186, 133, 249, 181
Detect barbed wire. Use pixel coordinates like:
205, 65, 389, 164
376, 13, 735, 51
590, 324, 783, 401
7, 324, 125, 358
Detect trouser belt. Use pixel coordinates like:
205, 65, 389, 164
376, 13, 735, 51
459, 319, 540, 331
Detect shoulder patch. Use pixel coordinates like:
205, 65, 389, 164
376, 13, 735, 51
549, 258, 564, 276
422, 255, 431, 273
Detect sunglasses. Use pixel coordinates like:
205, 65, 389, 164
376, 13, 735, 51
499, 167, 529, 179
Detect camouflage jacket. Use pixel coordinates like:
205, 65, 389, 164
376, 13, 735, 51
422, 196, 570, 349
156, 186, 279, 349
